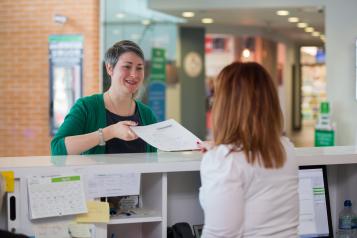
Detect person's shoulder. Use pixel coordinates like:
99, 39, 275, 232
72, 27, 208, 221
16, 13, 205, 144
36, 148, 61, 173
73, 93, 103, 109
203, 144, 245, 165
79, 93, 103, 104
201, 144, 246, 180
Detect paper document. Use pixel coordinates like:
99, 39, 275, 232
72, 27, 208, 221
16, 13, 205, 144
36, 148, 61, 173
28, 175, 87, 219
76, 201, 110, 223
86, 173, 140, 198
131, 119, 202, 151
68, 224, 94, 238
33, 221, 71, 238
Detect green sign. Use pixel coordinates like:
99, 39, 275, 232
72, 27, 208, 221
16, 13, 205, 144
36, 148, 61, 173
150, 48, 166, 82
148, 48, 166, 121
315, 129, 335, 147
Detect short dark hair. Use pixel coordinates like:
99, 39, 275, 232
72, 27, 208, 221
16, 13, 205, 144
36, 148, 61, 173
104, 40, 144, 67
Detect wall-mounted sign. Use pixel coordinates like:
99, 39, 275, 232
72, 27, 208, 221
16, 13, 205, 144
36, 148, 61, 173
148, 48, 166, 121
49, 35, 83, 135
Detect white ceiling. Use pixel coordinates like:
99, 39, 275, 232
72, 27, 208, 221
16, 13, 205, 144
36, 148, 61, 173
151, 7, 325, 45
104, 0, 325, 45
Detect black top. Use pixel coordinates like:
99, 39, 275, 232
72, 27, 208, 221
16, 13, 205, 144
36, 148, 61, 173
105, 106, 146, 154
0, 230, 28, 238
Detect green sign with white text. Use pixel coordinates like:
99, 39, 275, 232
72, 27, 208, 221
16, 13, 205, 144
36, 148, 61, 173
315, 129, 335, 147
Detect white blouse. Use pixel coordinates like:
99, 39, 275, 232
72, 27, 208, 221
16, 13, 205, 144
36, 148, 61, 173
199, 137, 299, 238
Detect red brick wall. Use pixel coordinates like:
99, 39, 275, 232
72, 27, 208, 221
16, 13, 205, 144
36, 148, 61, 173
0, 0, 100, 156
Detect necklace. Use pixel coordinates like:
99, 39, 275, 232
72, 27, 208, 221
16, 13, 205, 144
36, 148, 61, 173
107, 92, 133, 116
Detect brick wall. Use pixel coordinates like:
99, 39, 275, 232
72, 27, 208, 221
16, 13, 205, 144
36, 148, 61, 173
0, 0, 100, 156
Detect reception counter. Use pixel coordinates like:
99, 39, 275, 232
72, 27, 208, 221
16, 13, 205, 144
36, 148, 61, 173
0, 146, 357, 237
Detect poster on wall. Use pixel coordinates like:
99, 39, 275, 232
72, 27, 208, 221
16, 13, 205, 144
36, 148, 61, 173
49, 35, 83, 135
148, 48, 166, 121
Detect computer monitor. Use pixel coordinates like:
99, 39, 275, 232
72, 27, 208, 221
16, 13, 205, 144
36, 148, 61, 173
298, 165, 333, 238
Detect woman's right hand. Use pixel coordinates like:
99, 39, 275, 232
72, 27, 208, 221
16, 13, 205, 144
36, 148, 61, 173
110, 120, 139, 141
197, 140, 214, 153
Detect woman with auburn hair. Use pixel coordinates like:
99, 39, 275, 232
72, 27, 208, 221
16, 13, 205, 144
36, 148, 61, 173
199, 62, 299, 238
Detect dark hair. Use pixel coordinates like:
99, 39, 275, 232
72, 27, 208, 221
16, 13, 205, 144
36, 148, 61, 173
104, 40, 144, 67
212, 61, 285, 168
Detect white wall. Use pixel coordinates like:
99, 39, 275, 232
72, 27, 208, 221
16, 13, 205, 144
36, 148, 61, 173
325, 0, 357, 146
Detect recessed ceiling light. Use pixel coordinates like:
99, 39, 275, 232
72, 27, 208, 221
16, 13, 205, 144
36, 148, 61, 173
305, 27, 314, 32
297, 22, 308, 28
288, 17, 299, 23
116, 12, 125, 18
182, 12, 195, 18
201, 18, 214, 24
312, 32, 321, 37
276, 10, 289, 16
142, 19, 151, 25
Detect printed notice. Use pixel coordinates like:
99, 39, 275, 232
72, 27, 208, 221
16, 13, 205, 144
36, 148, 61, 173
130, 119, 202, 151
86, 173, 140, 199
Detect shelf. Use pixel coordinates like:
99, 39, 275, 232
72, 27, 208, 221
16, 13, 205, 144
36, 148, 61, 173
108, 209, 162, 224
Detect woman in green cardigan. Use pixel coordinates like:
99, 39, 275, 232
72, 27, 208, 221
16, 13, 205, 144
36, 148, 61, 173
51, 40, 157, 155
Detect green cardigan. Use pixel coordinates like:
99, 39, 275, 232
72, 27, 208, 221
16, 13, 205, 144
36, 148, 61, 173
51, 94, 157, 155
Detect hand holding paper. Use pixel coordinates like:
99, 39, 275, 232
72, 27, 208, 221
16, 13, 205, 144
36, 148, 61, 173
130, 119, 202, 151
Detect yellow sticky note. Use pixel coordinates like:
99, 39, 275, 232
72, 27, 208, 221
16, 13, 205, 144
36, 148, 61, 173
1, 171, 14, 192
76, 201, 109, 223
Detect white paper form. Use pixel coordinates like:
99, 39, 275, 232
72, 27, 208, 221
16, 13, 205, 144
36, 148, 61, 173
130, 119, 202, 151
33, 221, 71, 238
86, 173, 140, 198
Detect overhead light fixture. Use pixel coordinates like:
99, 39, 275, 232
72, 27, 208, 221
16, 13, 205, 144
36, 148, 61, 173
201, 18, 214, 24
276, 10, 289, 16
182, 12, 195, 18
242, 48, 251, 58
142, 19, 151, 25
297, 22, 308, 28
116, 12, 126, 19
305, 27, 314, 32
312, 31, 321, 37
288, 17, 299, 23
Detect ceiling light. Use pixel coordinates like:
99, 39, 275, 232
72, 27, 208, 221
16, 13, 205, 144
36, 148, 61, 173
182, 12, 195, 18
142, 19, 151, 25
116, 13, 125, 18
297, 22, 308, 28
242, 49, 251, 58
201, 18, 214, 24
312, 32, 321, 37
276, 10, 289, 16
305, 27, 314, 32
288, 17, 299, 23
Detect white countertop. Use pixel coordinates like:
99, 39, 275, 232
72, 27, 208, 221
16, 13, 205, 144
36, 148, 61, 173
1, 146, 357, 175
